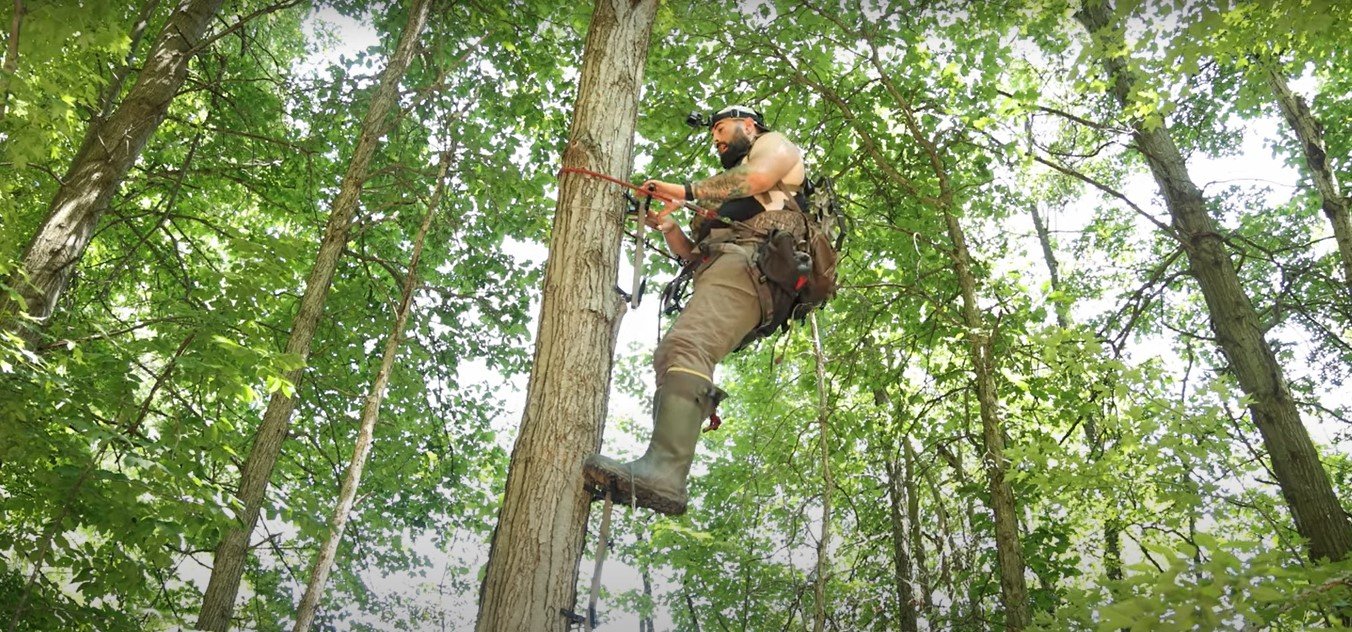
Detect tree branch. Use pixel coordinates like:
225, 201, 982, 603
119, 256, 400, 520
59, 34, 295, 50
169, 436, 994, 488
1031, 152, 1182, 243
96, 0, 163, 123
994, 88, 1123, 132
190, 0, 305, 55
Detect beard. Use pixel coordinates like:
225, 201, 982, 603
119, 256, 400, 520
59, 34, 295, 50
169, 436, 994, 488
718, 129, 754, 169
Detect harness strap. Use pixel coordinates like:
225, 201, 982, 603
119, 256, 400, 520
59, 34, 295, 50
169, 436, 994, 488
795, 211, 812, 292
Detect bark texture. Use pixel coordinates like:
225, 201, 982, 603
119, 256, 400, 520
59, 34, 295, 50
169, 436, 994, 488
1266, 65, 1352, 287
194, 1, 434, 628
291, 154, 449, 632
3, 0, 223, 345
1077, 0, 1352, 564
473, 0, 657, 629
885, 456, 920, 632
944, 206, 1031, 630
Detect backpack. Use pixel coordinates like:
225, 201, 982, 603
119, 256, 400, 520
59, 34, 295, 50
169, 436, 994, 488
792, 176, 845, 318
753, 176, 846, 333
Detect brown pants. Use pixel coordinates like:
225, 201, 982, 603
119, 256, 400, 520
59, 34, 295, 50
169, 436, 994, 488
653, 242, 766, 387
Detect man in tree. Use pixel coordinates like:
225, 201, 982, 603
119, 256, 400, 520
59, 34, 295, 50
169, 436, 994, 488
584, 105, 807, 515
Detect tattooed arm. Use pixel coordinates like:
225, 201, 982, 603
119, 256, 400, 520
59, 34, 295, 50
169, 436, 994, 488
693, 132, 800, 200
691, 164, 755, 200
638, 133, 800, 204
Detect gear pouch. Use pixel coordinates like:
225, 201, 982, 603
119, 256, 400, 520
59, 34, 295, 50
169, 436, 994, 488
755, 229, 811, 294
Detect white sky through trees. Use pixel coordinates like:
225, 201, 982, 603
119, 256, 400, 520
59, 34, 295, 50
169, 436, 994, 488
283, 5, 1326, 630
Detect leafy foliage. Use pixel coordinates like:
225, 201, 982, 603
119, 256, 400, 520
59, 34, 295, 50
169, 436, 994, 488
2, 0, 1352, 629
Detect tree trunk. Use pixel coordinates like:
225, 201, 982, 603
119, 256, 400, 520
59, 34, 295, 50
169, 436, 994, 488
194, 1, 434, 628
943, 206, 1032, 630
640, 556, 655, 632
1077, 0, 1352, 564
922, 466, 959, 625
810, 314, 833, 632
1, 0, 223, 345
1265, 65, 1352, 288
473, 0, 656, 629
291, 153, 449, 632
885, 456, 919, 632
0, 0, 24, 123
903, 437, 933, 615
850, 40, 1030, 627
683, 591, 703, 632
1028, 202, 1069, 328
1028, 202, 1124, 580
1105, 517, 1123, 581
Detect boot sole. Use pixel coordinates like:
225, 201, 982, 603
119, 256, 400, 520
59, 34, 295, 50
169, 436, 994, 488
583, 463, 688, 516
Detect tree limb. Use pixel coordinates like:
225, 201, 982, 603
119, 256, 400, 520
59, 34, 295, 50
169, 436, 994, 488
190, 0, 306, 55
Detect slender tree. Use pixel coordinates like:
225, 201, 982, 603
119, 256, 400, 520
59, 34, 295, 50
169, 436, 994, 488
474, 0, 657, 628
903, 437, 933, 616
1, 0, 224, 345
1027, 200, 1124, 580
938, 184, 1031, 632
760, 8, 1031, 624
864, 35, 1035, 632
195, 1, 435, 628
810, 314, 834, 632
1076, 0, 1352, 564
885, 442, 920, 632
291, 151, 450, 632
1265, 65, 1352, 287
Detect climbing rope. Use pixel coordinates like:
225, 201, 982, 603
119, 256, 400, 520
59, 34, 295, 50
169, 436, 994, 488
558, 167, 769, 238
586, 491, 615, 631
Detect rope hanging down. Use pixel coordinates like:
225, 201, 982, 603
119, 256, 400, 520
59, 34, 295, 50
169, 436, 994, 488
586, 492, 615, 631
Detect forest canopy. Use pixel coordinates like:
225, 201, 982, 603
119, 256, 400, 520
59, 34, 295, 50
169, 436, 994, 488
2, 0, 1351, 630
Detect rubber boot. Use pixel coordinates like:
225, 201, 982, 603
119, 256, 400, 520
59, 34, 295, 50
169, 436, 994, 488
583, 371, 724, 515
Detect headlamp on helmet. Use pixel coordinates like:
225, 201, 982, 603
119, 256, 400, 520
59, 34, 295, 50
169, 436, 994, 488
684, 105, 770, 131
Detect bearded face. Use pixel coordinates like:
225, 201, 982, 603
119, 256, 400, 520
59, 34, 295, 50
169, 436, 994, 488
716, 125, 754, 170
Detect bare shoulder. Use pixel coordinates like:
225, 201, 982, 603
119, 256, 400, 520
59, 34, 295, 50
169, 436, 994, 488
749, 131, 802, 161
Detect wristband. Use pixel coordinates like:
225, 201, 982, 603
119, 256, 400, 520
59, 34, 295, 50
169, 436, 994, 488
683, 181, 695, 200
